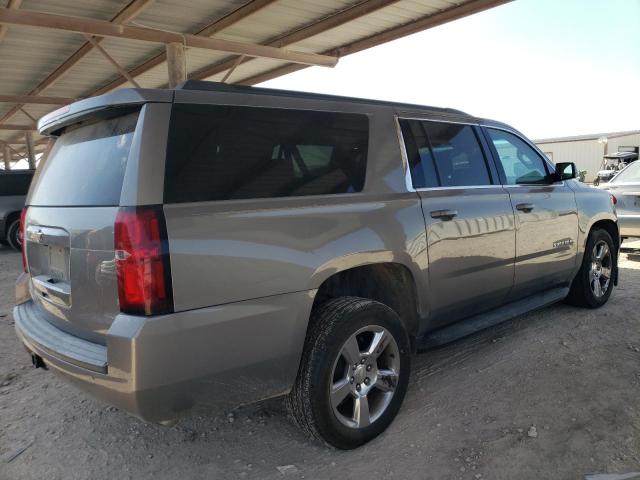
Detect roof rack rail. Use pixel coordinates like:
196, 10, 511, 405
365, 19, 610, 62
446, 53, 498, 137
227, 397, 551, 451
175, 80, 469, 117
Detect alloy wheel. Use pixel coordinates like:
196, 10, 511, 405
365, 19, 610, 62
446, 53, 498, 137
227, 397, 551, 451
589, 240, 612, 298
329, 325, 400, 429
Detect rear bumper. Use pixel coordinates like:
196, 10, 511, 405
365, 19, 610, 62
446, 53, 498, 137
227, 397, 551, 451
14, 290, 314, 423
618, 214, 640, 238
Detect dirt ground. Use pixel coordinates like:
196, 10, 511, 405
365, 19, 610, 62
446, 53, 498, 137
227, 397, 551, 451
1, 244, 640, 480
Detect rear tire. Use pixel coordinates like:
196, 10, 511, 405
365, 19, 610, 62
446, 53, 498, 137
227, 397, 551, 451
567, 228, 615, 308
287, 296, 411, 449
6, 218, 21, 251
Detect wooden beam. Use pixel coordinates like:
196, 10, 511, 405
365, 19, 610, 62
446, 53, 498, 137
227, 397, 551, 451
0, 94, 75, 104
0, 0, 22, 44
0, 124, 36, 131
192, 0, 400, 82
239, 0, 513, 85
3, 145, 11, 170
0, 0, 154, 129
25, 131, 36, 169
19, 107, 37, 124
83, 34, 141, 87
0, 138, 22, 156
92, 0, 277, 96
6, 138, 48, 146
166, 42, 186, 88
0, 9, 338, 67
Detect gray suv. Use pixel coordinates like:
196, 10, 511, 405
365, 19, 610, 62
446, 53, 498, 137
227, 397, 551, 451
14, 82, 619, 449
0, 170, 33, 250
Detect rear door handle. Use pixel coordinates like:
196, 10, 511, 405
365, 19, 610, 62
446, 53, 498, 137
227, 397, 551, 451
516, 203, 535, 212
430, 209, 458, 220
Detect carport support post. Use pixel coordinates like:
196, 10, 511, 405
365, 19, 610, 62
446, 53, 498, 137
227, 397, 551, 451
25, 131, 36, 169
166, 42, 186, 88
3, 145, 11, 170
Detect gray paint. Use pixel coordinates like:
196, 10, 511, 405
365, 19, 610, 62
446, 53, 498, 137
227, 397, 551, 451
15, 84, 619, 424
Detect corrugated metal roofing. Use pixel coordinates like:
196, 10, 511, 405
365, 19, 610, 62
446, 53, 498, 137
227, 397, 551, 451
535, 130, 640, 145
0, 0, 509, 163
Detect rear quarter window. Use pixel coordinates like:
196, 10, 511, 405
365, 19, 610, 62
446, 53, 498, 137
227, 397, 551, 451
29, 111, 139, 206
164, 104, 369, 203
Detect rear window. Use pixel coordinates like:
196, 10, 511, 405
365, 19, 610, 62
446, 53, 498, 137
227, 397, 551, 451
164, 104, 369, 203
0, 172, 33, 196
29, 111, 139, 206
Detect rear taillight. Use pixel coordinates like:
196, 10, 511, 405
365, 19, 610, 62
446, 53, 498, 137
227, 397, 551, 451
611, 194, 617, 206
114, 205, 173, 316
20, 207, 27, 272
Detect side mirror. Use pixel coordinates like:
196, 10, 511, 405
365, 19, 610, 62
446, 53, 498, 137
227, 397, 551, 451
554, 162, 577, 181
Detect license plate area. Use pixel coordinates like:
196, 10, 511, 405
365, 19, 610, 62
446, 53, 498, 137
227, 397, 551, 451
48, 245, 68, 282
25, 225, 71, 307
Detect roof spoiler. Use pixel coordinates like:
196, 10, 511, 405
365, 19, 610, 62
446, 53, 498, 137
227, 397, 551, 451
38, 88, 173, 136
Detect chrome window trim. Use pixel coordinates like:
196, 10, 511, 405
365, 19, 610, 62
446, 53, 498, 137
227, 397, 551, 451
396, 116, 480, 127
415, 184, 505, 192
395, 116, 499, 193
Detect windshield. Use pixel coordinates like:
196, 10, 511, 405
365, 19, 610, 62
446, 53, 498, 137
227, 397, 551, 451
611, 161, 640, 184
29, 111, 139, 206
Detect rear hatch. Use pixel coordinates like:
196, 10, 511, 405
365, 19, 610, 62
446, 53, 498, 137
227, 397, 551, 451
25, 110, 139, 344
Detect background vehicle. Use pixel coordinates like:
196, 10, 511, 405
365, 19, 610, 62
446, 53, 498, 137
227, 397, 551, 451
14, 82, 619, 449
0, 170, 34, 250
593, 151, 638, 185
599, 160, 640, 238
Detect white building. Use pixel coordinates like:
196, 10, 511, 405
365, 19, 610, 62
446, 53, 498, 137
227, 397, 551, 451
535, 130, 640, 182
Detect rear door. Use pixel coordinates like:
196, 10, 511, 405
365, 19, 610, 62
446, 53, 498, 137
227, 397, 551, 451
483, 127, 579, 300
399, 119, 516, 328
24, 110, 140, 343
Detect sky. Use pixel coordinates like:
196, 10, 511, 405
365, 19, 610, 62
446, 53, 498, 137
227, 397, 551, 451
261, 0, 640, 140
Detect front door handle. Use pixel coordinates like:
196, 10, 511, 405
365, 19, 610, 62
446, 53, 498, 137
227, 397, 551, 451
516, 203, 535, 212
430, 209, 458, 220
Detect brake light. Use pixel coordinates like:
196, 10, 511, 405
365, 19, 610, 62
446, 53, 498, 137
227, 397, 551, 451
611, 194, 617, 206
20, 207, 27, 272
114, 206, 173, 315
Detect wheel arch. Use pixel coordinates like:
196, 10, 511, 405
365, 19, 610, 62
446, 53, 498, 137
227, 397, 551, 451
586, 218, 620, 285
589, 218, 620, 252
310, 261, 422, 341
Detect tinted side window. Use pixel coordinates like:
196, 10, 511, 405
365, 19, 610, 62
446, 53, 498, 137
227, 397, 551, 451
0, 172, 33, 196
422, 122, 492, 187
399, 120, 439, 189
164, 105, 368, 203
487, 128, 549, 185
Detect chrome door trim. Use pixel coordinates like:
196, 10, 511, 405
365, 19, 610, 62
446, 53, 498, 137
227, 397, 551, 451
416, 185, 506, 192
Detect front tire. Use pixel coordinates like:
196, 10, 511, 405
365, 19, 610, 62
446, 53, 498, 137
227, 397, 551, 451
567, 228, 616, 308
287, 297, 411, 449
6, 218, 21, 251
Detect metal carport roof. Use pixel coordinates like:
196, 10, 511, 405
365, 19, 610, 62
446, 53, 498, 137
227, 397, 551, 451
0, 0, 510, 167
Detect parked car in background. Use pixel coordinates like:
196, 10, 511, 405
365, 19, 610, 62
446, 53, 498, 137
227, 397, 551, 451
0, 170, 34, 250
593, 151, 638, 185
14, 82, 619, 449
599, 160, 640, 238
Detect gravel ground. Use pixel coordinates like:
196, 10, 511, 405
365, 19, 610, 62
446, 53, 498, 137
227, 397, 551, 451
1, 243, 640, 480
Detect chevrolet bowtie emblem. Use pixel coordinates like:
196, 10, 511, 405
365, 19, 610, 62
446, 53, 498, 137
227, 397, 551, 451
30, 230, 44, 243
